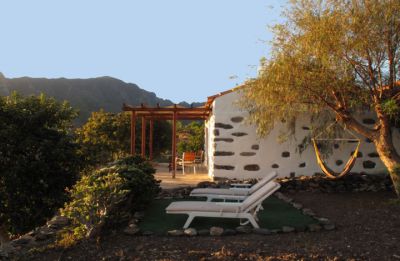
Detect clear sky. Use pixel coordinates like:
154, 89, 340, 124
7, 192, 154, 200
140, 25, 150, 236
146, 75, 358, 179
0, 0, 286, 103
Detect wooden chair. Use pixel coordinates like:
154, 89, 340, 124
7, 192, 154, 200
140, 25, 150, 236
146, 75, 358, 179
176, 152, 197, 174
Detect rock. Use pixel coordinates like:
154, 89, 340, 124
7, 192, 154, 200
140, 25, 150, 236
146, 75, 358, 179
302, 208, 316, 216
47, 216, 70, 229
307, 224, 322, 232
235, 226, 252, 234
253, 228, 272, 235
197, 229, 210, 236
223, 229, 236, 236
270, 229, 282, 234
323, 224, 336, 231
292, 203, 303, 209
167, 229, 184, 236
133, 211, 145, 220
296, 225, 306, 232
282, 226, 295, 233
35, 228, 56, 241
11, 235, 33, 246
142, 231, 154, 236
210, 227, 224, 236
184, 228, 197, 236
317, 217, 331, 225
123, 224, 140, 236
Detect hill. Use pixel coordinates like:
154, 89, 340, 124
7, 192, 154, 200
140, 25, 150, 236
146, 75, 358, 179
0, 73, 203, 125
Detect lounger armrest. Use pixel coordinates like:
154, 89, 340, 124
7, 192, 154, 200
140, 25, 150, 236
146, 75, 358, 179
230, 183, 252, 188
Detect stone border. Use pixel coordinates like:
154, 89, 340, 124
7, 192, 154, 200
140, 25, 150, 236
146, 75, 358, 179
124, 191, 335, 237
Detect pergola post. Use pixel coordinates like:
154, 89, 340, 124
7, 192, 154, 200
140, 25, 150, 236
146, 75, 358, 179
171, 111, 177, 178
141, 116, 146, 158
149, 119, 154, 160
130, 111, 136, 155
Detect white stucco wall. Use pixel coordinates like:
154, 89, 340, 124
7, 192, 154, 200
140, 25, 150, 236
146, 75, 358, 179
207, 90, 400, 179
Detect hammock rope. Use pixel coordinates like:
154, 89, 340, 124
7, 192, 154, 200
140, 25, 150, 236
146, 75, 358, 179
312, 122, 361, 179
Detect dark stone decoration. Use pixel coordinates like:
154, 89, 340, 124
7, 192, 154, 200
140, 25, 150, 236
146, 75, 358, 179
251, 144, 259, 150
214, 164, 235, 170
347, 140, 359, 143
368, 152, 379, 158
335, 160, 343, 166
214, 151, 234, 156
363, 160, 376, 169
290, 172, 296, 178
214, 138, 234, 143
213, 129, 220, 136
271, 164, 279, 169
231, 132, 248, 137
365, 138, 373, 143
350, 151, 363, 158
244, 164, 260, 171
240, 152, 256, 156
215, 123, 234, 129
302, 126, 310, 130
282, 151, 290, 158
231, 116, 244, 123
362, 118, 376, 125
333, 143, 340, 149
299, 162, 306, 168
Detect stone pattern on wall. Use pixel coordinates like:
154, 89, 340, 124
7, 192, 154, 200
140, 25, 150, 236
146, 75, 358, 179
208, 91, 399, 179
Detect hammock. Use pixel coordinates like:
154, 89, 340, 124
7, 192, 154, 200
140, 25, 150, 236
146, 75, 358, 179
312, 138, 361, 179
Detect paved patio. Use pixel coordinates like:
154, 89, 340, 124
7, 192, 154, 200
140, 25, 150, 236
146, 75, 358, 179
154, 163, 211, 189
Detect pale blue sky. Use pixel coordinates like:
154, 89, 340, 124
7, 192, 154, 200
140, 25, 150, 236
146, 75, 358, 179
0, 0, 286, 103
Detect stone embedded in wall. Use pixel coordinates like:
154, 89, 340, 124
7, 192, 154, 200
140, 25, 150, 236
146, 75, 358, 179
334, 143, 340, 149
244, 164, 260, 171
271, 164, 279, 169
302, 126, 310, 130
231, 132, 248, 137
215, 123, 234, 129
347, 140, 358, 143
368, 152, 379, 158
240, 152, 256, 156
336, 160, 343, 166
214, 151, 235, 156
290, 172, 296, 178
299, 162, 306, 168
363, 160, 376, 169
214, 164, 235, 170
362, 118, 376, 125
231, 116, 244, 123
213, 129, 220, 136
282, 151, 290, 158
251, 144, 259, 150
365, 138, 373, 143
214, 138, 234, 143
350, 151, 363, 158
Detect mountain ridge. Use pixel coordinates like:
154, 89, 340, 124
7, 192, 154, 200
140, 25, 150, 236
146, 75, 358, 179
0, 73, 203, 125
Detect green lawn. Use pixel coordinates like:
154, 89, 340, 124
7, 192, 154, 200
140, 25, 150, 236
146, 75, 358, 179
139, 196, 318, 233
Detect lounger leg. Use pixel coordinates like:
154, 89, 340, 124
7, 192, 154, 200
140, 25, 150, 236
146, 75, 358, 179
247, 215, 260, 228
183, 214, 195, 229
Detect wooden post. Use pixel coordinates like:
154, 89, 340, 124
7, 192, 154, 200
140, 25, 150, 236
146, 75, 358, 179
141, 116, 146, 158
172, 111, 177, 178
149, 119, 154, 160
130, 111, 136, 155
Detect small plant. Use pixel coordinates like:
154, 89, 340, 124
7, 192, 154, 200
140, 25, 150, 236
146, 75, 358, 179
59, 156, 160, 242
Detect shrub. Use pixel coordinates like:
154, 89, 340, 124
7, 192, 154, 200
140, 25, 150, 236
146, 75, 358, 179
61, 156, 160, 239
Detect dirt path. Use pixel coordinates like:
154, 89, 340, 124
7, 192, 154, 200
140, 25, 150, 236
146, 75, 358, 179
27, 191, 400, 261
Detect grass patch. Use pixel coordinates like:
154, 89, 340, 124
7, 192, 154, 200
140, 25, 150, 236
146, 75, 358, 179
139, 196, 317, 233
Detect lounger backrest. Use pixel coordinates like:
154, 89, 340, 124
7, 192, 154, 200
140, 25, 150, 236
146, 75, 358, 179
248, 171, 278, 194
241, 181, 281, 212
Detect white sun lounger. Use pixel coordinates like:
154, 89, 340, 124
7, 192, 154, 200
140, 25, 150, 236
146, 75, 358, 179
190, 171, 278, 201
166, 181, 281, 228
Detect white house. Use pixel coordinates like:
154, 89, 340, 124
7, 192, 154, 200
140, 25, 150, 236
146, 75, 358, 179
204, 87, 400, 180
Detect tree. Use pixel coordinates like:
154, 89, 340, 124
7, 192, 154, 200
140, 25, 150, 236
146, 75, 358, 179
177, 121, 204, 154
0, 93, 81, 237
241, 0, 400, 196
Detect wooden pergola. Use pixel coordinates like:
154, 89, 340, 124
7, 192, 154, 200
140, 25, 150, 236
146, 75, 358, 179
122, 103, 211, 178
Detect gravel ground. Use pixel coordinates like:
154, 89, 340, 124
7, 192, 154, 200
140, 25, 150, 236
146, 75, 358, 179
26, 191, 400, 261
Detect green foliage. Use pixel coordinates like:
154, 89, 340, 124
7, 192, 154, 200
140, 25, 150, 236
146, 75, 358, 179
0, 92, 81, 235
61, 156, 160, 239
177, 121, 204, 154
76, 111, 172, 167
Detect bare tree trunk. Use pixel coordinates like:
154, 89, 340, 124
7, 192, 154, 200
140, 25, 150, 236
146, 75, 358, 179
0, 224, 10, 248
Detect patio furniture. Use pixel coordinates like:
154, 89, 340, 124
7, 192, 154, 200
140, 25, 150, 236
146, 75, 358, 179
176, 152, 197, 174
165, 181, 281, 228
190, 171, 277, 201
